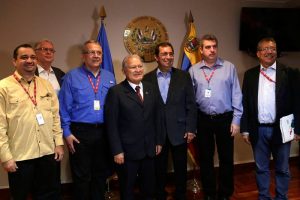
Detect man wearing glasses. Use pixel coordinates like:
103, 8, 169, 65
241, 37, 300, 200
34, 39, 65, 95
59, 40, 115, 200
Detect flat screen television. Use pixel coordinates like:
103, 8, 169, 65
239, 7, 300, 55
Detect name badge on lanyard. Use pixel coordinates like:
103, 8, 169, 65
36, 113, 45, 125
94, 100, 100, 110
87, 73, 101, 111
205, 89, 212, 98
202, 67, 217, 98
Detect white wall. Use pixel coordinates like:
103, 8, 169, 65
0, 0, 299, 188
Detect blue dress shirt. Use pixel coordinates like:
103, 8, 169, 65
189, 58, 243, 125
156, 68, 171, 104
59, 65, 115, 137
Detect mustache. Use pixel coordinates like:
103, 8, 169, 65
133, 73, 143, 75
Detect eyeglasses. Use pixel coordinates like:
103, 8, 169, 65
36, 47, 56, 53
83, 50, 102, 56
258, 47, 277, 52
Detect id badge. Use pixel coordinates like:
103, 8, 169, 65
205, 89, 212, 98
36, 113, 45, 125
94, 100, 100, 110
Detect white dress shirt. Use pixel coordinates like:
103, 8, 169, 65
258, 62, 276, 124
128, 81, 143, 99
37, 65, 60, 95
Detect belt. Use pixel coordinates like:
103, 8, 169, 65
71, 122, 104, 129
258, 123, 275, 127
199, 111, 233, 120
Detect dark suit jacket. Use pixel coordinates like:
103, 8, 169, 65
143, 67, 197, 146
105, 80, 163, 161
241, 62, 300, 145
35, 66, 65, 86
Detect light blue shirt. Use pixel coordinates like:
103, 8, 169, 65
258, 62, 276, 123
189, 58, 243, 125
156, 68, 171, 104
59, 65, 115, 137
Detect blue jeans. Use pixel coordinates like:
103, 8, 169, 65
253, 126, 291, 200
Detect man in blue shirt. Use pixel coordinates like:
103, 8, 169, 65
189, 34, 243, 200
59, 40, 115, 200
144, 42, 197, 200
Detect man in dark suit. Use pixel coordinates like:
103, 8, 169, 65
143, 42, 197, 200
241, 37, 300, 200
105, 54, 163, 200
34, 39, 65, 93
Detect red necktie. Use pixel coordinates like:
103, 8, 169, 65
135, 86, 143, 102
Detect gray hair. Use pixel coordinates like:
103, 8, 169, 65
122, 54, 143, 69
34, 39, 54, 49
82, 40, 102, 54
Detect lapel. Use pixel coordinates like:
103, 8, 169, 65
252, 66, 260, 118
275, 63, 285, 102
143, 81, 151, 107
122, 80, 144, 106
166, 67, 178, 104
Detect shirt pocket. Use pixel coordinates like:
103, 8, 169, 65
38, 92, 52, 111
72, 84, 92, 103
7, 95, 28, 117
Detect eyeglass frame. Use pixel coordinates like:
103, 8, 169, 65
258, 47, 277, 52
83, 50, 102, 56
35, 47, 56, 53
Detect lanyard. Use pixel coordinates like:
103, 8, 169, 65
260, 69, 276, 83
13, 73, 37, 106
202, 67, 217, 83
87, 74, 101, 94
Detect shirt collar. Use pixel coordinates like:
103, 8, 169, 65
81, 65, 100, 77
127, 80, 143, 91
37, 64, 54, 74
156, 67, 172, 77
199, 57, 223, 69
13, 71, 36, 83
260, 61, 276, 71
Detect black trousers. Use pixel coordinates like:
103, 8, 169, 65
8, 154, 61, 200
115, 156, 155, 200
69, 123, 111, 200
155, 139, 187, 200
197, 112, 234, 197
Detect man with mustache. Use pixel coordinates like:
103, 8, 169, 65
59, 40, 115, 200
241, 37, 300, 200
105, 54, 163, 200
189, 34, 243, 200
0, 44, 64, 199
